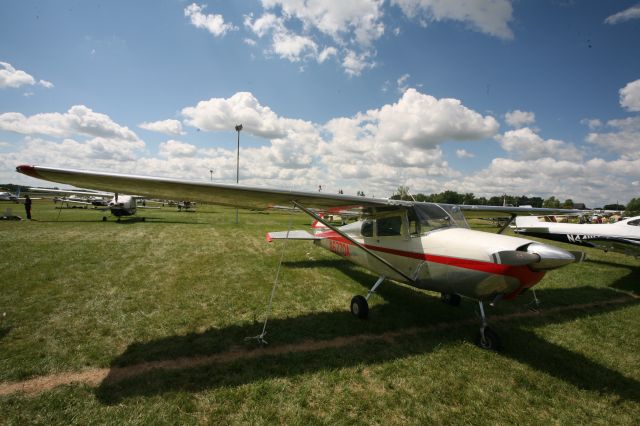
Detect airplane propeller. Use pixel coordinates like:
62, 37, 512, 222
492, 243, 577, 271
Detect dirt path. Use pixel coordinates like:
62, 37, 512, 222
0, 296, 635, 397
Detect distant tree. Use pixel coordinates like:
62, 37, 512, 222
603, 203, 625, 211
562, 199, 574, 209
625, 198, 640, 215
391, 185, 412, 201
487, 196, 503, 206
543, 196, 561, 208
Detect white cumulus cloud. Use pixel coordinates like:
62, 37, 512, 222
504, 109, 535, 128
605, 4, 640, 24
619, 78, 640, 112
0, 105, 139, 141
185, 3, 237, 37
159, 140, 197, 157
456, 149, 474, 158
261, 0, 385, 46
0, 62, 54, 89
391, 0, 514, 39
587, 116, 640, 160
139, 119, 185, 135
497, 127, 581, 160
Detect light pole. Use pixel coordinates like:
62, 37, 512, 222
235, 124, 243, 224
209, 169, 213, 182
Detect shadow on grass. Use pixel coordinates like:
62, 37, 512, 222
0, 327, 11, 341
95, 259, 640, 404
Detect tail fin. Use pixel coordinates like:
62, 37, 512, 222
311, 213, 329, 235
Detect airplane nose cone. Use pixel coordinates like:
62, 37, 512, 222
526, 243, 575, 271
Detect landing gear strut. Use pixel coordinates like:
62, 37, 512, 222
527, 288, 541, 312
475, 301, 501, 351
350, 276, 385, 320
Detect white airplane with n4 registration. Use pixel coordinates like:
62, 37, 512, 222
17, 164, 584, 350
514, 215, 640, 258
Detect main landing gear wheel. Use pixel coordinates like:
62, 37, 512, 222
350, 295, 369, 319
475, 327, 501, 351
441, 293, 461, 306
142, 217, 146, 222
102, 216, 107, 222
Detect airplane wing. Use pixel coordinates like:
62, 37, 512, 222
29, 187, 113, 197
16, 165, 585, 219
576, 237, 640, 257
17, 165, 404, 212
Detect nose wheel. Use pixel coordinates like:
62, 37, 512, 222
476, 326, 501, 350
475, 301, 502, 351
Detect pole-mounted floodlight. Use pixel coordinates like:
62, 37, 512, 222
209, 169, 213, 182
235, 124, 243, 224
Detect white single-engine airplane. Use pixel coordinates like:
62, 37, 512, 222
16, 165, 585, 350
29, 187, 156, 221
515, 215, 640, 258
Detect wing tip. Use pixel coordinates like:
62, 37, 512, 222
16, 165, 40, 179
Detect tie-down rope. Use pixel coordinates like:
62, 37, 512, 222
245, 206, 294, 345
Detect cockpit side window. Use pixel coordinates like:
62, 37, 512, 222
627, 219, 640, 226
377, 216, 402, 236
361, 219, 374, 237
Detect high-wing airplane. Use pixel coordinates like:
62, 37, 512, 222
29, 187, 156, 221
16, 164, 584, 350
514, 215, 640, 258
0, 191, 20, 202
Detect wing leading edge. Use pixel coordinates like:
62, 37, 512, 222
16, 165, 583, 219
16, 165, 402, 212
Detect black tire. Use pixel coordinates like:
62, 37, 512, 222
475, 327, 502, 351
102, 216, 107, 222
441, 293, 461, 307
142, 217, 146, 222
350, 295, 369, 319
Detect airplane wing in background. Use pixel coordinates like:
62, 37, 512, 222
585, 237, 640, 257
29, 187, 114, 197
457, 204, 583, 219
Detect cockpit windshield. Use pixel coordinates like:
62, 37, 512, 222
410, 203, 468, 235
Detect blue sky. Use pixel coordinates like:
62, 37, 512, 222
1, 0, 639, 206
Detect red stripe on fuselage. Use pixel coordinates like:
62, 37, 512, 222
314, 230, 544, 288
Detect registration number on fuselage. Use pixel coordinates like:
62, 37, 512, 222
329, 239, 351, 257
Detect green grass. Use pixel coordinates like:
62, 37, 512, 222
0, 201, 639, 424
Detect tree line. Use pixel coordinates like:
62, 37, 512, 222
390, 186, 640, 215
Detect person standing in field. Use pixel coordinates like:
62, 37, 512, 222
24, 194, 32, 220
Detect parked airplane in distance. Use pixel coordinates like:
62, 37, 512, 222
29, 187, 157, 221
514, 215, 640, 258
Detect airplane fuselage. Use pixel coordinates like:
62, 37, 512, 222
313, 221, 570, 301
515, 216, 640, 256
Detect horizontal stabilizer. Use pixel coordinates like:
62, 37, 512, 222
266, 230, 320, 242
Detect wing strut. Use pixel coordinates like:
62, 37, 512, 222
497, 214, 517, 234
292, 201, 416, 284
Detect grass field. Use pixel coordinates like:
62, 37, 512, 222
1, 200, 639, 424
